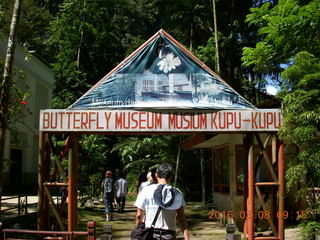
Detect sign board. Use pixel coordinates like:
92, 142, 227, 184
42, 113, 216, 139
40, 109, 282, 132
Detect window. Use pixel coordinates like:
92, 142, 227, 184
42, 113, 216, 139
212, 145, 229, 193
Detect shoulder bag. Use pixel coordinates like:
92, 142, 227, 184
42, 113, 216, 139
130, 206, 162, 240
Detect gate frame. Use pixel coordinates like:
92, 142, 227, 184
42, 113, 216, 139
37, 128, 284, 240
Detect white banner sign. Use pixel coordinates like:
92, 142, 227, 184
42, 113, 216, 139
39, 109, 282, 132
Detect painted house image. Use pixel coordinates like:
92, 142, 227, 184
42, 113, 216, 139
0, 42, 54, 189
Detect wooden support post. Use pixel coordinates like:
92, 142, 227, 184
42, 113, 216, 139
38, 131, 50, 230
247, 133, 254, 240
243, 134, 249, 215
278, 142, 284, 240
87, 221, 96, 240
68, 134, 79, 232
271, 134, 277, 229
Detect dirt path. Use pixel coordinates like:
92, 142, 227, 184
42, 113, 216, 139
78, 202, 300, 240
0, 196, 302, 240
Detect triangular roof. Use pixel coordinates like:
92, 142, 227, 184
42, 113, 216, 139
69, 29, 255, 109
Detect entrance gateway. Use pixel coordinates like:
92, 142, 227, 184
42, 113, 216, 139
38, 29, 284, 240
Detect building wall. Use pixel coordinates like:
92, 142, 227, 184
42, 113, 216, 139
206, 133, 298, 230
0, 43, 54, 190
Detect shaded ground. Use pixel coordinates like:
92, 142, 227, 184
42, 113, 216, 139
1, 197, 301, 240
78, 201, 226, 240
78, 202, 300, 240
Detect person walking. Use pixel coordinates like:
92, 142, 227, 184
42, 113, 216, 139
138, 171, 153, 192
114, 173, 128, 213
134, 163, 190, 240
101, 170, 114, 221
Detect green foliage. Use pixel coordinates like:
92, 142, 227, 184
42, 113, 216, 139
0, 0, 51, 60
0, 58, 31, 134
299, 220, 320, 240
243, 3, 320, 229
47, 0, 158, 108
242, 42, 277, 73
194, 37, 216, 70
89, 172, 102, 198
279, 52, 320, 198
112, 135, 178, 171
78, 135, 112, 182
242, 0, 320, 75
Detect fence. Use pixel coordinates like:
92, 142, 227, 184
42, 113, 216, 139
1, 221, 96, 240
1, 192, 39, 220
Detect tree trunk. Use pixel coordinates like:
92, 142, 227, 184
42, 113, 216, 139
0, 0, 22, 213
200, 149, 206, 206
212, 0, 220, 75
189, 22, 193, 52
174, 145, 181, 187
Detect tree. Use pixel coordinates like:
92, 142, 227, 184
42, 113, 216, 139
0, 0, 22, 211
47, 0, 158, 108
242, 0, 320, 216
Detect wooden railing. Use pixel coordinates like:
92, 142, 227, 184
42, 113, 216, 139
1, 221, 96, 240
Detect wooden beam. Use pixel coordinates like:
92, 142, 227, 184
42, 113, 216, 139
181, 134, 205, 150
254, 133, 278, 182
247, 133, 254, 240
68, 134, 79, 231
44, 185, 65, 231
278, 142, 285, 240
255, 186, 278, 235
254, 134, 271, 176
37, 132, 50, 230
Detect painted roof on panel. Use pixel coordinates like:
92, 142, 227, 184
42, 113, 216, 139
69, 29, 255, 110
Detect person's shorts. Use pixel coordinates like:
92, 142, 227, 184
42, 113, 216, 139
153, 229, 176, 240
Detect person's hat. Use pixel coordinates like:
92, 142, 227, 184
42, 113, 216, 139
154, 184, 184, 210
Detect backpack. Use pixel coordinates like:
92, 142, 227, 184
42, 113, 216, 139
104, 178, 113, 193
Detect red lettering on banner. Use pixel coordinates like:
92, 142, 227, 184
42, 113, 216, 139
104, 112, 112, 129
234, 112, 242, 129
252, 112, 258, 129
219, 112, 226, 129
59, 112, 65, 128
40, 110, 281, 131
43, 112, 50, 129
73, 112, 80, 129
169, 114, 175, 129
122, 112, 130, 129
226, 112, 233, 128
274, 112, 281, 128
50, 112, 57, 129
67, 112, 72, 129
81, 112, 88, 129
266, 112, 273, 129
131, 112, 138, 129
139, 112, 146, 129
96, 112, 103, 129
259, 112, 266, 129
196, 113, 207, 129
155, 113, 162, 129
182, 113, 191, 129
168, 112, 207, 129
147, 113, 154, 129
175, 114, 183, 129
211, 113, 218, 129
89, 112, 96, 129
115, 112, 122, 129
